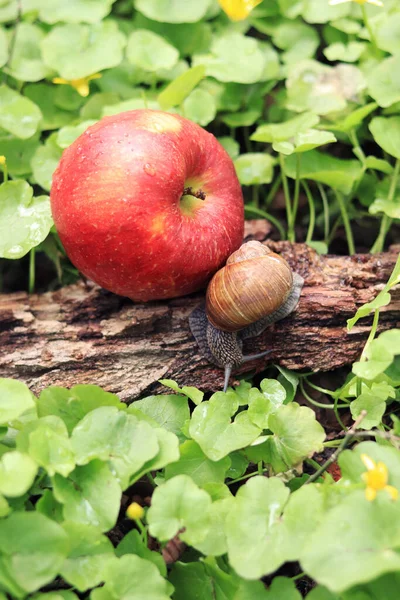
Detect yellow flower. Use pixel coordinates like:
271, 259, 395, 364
361, 454, 398, 501
218, 0, 263, 21
52, 73, 102, 97
126, 502, 145, 520
0, 156, 5, 165
329, 0, 383, 6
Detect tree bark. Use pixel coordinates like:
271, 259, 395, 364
0, 221, 399, 401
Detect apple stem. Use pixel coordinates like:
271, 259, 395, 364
183, 186, 206, 200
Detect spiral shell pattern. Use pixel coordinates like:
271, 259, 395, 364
206, 241, 293, 332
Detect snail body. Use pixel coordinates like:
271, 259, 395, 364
189, 241, 304, 390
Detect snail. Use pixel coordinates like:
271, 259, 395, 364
189, 241, 304, 391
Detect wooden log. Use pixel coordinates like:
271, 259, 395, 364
0, 221, 399, 401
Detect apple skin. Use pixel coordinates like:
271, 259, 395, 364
50, 109, 244, 301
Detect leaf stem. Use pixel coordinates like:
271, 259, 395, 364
349, 128, 366, 165
279, 153, 292, 235
361, 4, 380, 56
303, 378, 336, 398
317, 183, 330, 246
302, 180, 315, 244
334, 190, 355, 255
227, 468, 269, 486
299, 379, 348, 410
370, 158, 400, 253
265, 174, 281, 209
28, 248, 36, 294
288, 154, 301, 242
305, 411, 367, 484
360, 308, 380, 362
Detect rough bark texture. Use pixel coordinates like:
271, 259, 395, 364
1, 221, 399, 401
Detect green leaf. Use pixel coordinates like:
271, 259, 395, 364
193, 496, 235, 557
265, 577, 302, 599
41, 21, 126, 80
245, 403, 325, 473
0, 27, 7, 68
306, 588, 339, 600
365, 156, 393, 174
147, 474, 212, 545
218, 136, 240, 160
286, 61, 365, 115
0, 180, 52, 259
31, 133, 63, 191
32, 593, 79, 600
55, 84, 85, 111
222, 109, 261, 128
129, 394, 189, 439
226, 476, 290, 579
36, 489, 63, 523
0, 512, 69, 597
182, 88, 216, 127
80, 92, 119, 119
56, 120, 97, 149
0, 451, 37, 497
127, 30, 179, 73
301, 0, 350, 24
169, 560, 270, 600
189, 392, 262, 461
53, 460, 121, 532
165, 440, 230, 487
60, 522, 115, 592
35, 0, 115, 23
247, 379, 286, 429
368, 54, 400, 108
276, 367, 299, 403
292, 130, 337, 154
134, 0, 211, 23
375, 12, 400, 55
234, 153, 275, 185
5, 23, 52, 82
353, 330, 400, 380
71, 406, 159, 488
369, 197, 400, 219
284, 150, 363, 194
251, 112, 320, 143
327, 102, 378, 133
24, 84, 73, 131
158, 65, 205, 110
159, 379, 204, 405
0, 379, 35, 424
37, 384, 125, 435
130, 427, 180, 484
91, 554, 172, 600
193, 33, 266, 84
272, 21, 319, 65
339, 441, 400, 491
324, 42, 366, 63
300, 491, 400, 593
0, 134, 39, 177
116, 529, 166, 577
0, 84, 42, 138
350, 393, 386, 429
19, 415, 75, 477
370, 116, 400, 160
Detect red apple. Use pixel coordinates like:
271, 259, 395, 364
50, 109, 244, 301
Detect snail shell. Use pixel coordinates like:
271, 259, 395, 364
205, 240, 293, 333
